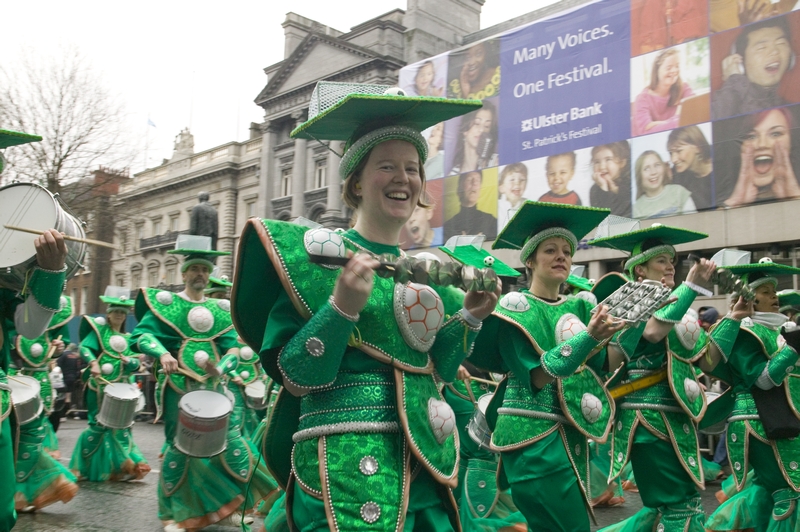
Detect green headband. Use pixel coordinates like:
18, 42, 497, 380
520, 227, 577, 264
107, 305, 131, 313
624, 243, 675, 274
181, 257, 215, 273
743, 273, 778, 291
339, 125, 427, 180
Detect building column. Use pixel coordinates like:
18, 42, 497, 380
319, 141, 349, 229
258, 120, 276, 220
220, 185, 238, 276
290, 111, 307, 219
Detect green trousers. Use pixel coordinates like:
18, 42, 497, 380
502, 431, 589, 532
0, 417, 16, 532
291, 465, 456, 531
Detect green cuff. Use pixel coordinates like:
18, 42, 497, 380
541, 330, 601, 378
28, 267, 67, 312
125, 356, 141, 372
79, 348, 96, 364
613, 322, 645, 361
216, 353, 239, 376
653, 283, 697, 324
135, 333, 169, 358
709, 317, 741, 362
277, 302, 355, 390
767, 346, 799, 387
430, 311, 481, 383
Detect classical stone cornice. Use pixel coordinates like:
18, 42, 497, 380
117, 162, 257, 203
255, 31, 403, 105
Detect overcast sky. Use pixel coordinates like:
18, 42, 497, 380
6, 1, 558, 172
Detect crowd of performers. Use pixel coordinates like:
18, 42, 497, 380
3, 83, 800, 532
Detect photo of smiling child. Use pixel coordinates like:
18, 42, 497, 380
538, 151, 583, 205
497, 162, 528, 230
631, 130, 698, 218
400, 54, 447, 97
400, 180, 445, 250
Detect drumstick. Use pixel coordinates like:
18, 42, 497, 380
3, 224, 118, 250
46, 335, 63, 359
8, 375, 33, 386
468, 376, 498, 386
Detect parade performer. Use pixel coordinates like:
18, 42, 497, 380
130, 235, 279, 532
778, 289, 800, 322
204, 272, 231, 299
702, 254, 800, 532
231, 81, 500, 531
1, 130, 79, 526
69, 286, 150, 482
588, 218, 718, 532
10, 293, 72, 458
469, 201, 626, 531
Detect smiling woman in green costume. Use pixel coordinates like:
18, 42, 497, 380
231, 82, 501, 531
468, 200, 626, 532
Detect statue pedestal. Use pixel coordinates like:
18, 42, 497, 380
318, 212, 350, 231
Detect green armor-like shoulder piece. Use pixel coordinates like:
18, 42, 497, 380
79, 316, 137, 390
15, 295, 73, 367
232, 219, 464, 376
136, 288, 234, 383
740, 320, 783, 357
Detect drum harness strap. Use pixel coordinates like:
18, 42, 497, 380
608, 369, 667, 400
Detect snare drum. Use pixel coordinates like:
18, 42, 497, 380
0, 183, 86, 291
175, 390, 232, 457
8, 375, 43, 425
244, 380, 268, 410
699, 391, 726, 435
467, 393, 495, 452
98, 383, 141, 429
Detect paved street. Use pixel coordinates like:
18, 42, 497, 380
14, 419, 725, 531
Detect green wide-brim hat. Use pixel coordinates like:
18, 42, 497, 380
439, 245, 520, 279
778, 289, 800, 311
0, 129, 42, 149
99, 295, 134, 310
565, 274, 594, 292
290, 82, 482, 179
169, 249, 230, 272
493, 201, 610, 263
720, 261, 800, 289
207, 275, 233, 288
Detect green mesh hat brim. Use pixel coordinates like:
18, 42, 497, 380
99, 295, 134, 308
0, 129, 42, 149
493, 202, 610, 262
338, 126, 428, 180
290, 94, 482, 142
565, 274, 594, 292
207, 276, 233, 288
778, 291, 800, 309
722, 263, 800, 279
168, 248, 230, 256
588, 225, 707, 252
591, 272, 630, 302
439, 246, 520, 278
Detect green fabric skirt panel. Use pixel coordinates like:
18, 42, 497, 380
69, 424, 149, 482
42, 418, 58, 453
705, 476, 772, 532
0, 415, 16, 532
14, 415, 77, 507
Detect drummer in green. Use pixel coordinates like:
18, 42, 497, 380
129, 235, 279, 532
69, 286, 150, 482
1, 129, 78, 527
588, 219, 719, 532
10, 293, 72, 459
702, 253, 800, 532
469, 201, 627, 531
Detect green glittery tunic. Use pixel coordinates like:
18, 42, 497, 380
231, 219, 482, 531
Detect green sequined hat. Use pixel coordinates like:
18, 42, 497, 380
168, 235, 230, 272
439, 235, 520, 279
205, 270, 233, 296
290, 81, 482, 180
565, 265, 594, 292
99, 286, 134, 312
778, 289, 800, 313
493, 201, 610, 264
0, 129, 42, 174
714, 249, 800, 291
588, 217, 707, 276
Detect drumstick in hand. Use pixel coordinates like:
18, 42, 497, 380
4, 224, 118, 250
46, 335, 63, 359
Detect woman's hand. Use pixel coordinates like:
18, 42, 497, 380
592, 169, 616, 193
738, 0, 772, 25
160, 353, 179, 374
685, 258, 717, 285
456, 365, 471, 381
730, 296, 754, 321
34, 229, 68, 271
463, 279, 502, 321
332, 252, 380, 318
51, 339, 65, 355
721, 54, 744, 82
586, 305, 626, 340
725, 142, 758, 207
771, 140, 800, 199
89, 360, 101, 378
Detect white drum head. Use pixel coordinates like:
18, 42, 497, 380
8, 375, 41, 404
245, 380, 266, 398
476, 393, 493, 413
0, 184, 57, 268
180, 390, 232, 419
104, 383, 141, 400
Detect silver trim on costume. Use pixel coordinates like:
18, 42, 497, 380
292, 421, 400, 442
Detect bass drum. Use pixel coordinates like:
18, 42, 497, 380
0, 182, 86, 290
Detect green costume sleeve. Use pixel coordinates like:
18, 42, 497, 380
54, 323, 71, 346
540, 330, 601, 379
129, 311, 181, 357
79, 333, 101, 364
653, 283, 698, 324
708, 317, 741, 362
276, 301, 356, 390
764, 346, 799, 387
428, 311, 481, 383
727, 333, 769, 388
26, 267, 67, 312
216, 352, 239, 376
124, 356, 140, 372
